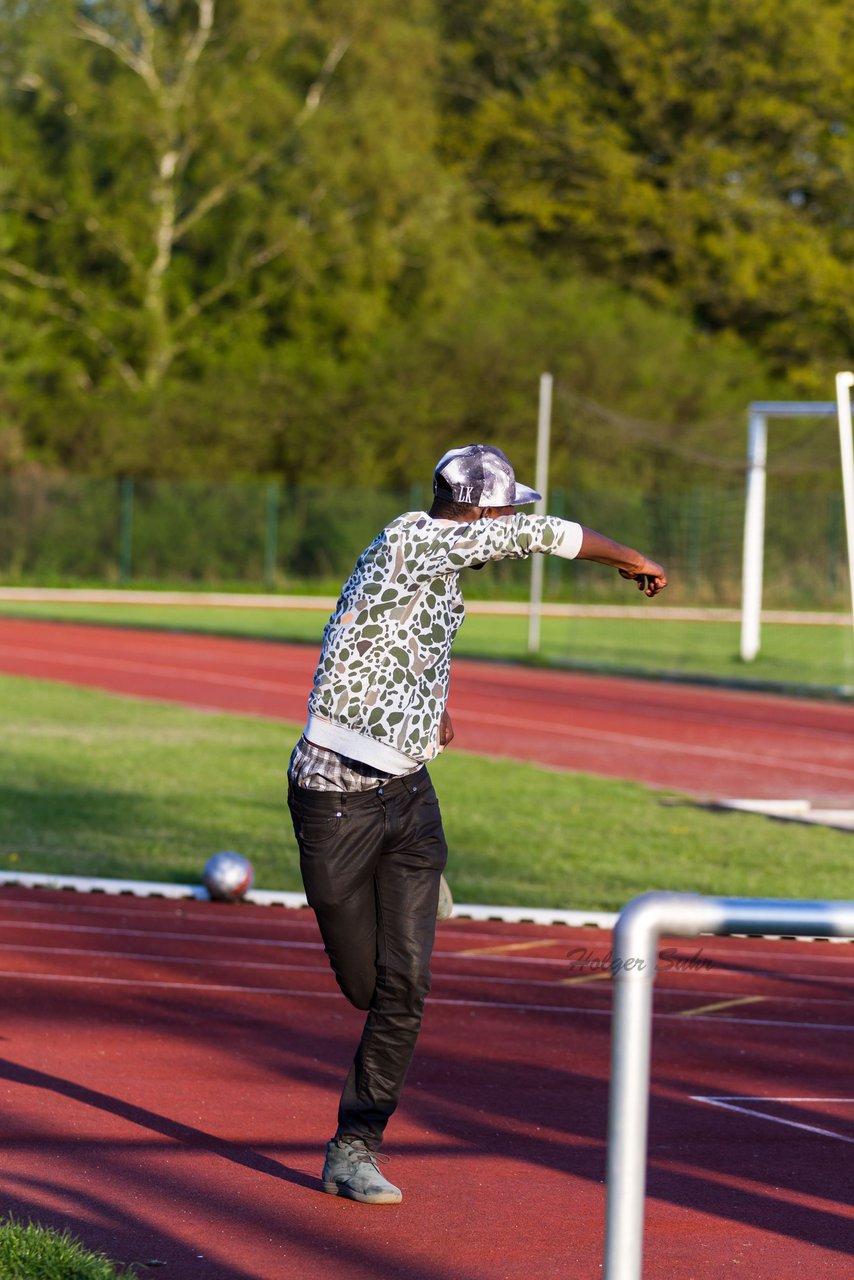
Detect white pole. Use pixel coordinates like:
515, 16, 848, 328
604, 892, 721, 1280
739, 410, 767, 662
528, 373, 553, 654
603, 893, 854, 1280
833, 372, 854, 641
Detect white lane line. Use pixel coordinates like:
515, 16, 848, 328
0, 942, 606, 993
2, 969, 854, 1030
454, 707, 854, 783
3, 944, 854, 1007
0, 943, 327, 974
455, 673, 854, 742
0, 894, 616, 945
0, 897, 320, 929
699, 1095, 854, 1100
692, 1096, 854, 1145
458, 939, 567, 956
0, 920, 319, 949
678, 995, 765, 1017
1, 919, 853, 984
0, 644, 308, 699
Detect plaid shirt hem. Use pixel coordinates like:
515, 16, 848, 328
288, 735, 418, 793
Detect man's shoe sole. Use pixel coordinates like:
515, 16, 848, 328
322, 1179, 402, 1204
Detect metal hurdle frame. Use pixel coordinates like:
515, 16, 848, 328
603, 891, 854, 1280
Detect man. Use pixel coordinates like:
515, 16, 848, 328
287, 444, 666, 1205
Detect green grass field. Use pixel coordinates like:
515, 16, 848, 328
0, 1216, 136, 1279
0, 599, 851, 692
1, 674, 849, 913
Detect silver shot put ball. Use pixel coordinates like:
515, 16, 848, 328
203, 850, 254, 901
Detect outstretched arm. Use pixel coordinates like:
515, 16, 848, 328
577, 527, 667, 598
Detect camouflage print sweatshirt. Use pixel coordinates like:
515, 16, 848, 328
305, 511, 584, 771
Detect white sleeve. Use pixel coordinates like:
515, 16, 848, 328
552, 519, 584, 560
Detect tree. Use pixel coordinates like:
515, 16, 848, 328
0, 0, 472, 472
437, 0, 854, 389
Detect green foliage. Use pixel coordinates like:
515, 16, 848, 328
437, 0, 854, 389
0, 1214, 137, 1280
0, 0, 471, 473
337, 265, 780, 493
0, 1, 852, 479
0, 475, 122, 579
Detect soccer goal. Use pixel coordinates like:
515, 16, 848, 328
740, 372, 854, 662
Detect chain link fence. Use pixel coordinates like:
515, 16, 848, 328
0, 474, 848, 610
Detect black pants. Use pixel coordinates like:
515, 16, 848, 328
287, 767, 448, 1148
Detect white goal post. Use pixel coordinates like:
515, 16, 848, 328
740, 374, 854, 661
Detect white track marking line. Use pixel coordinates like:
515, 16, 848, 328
0, 897, 322, 929
1, 918, 853, 986
1, 942, 328, 975
456, 676, 854, 742
0, 895, 614, 945
453, 708, 854, 782
692, 1096, 854, 1144
2, 969, 853, 1029
0, 942, 595, 990
4, 943, 854, 1006
0, 920, 319, 948
559, 972, 612, 986
2, 642, 852, 782
458, 940, 567, 956
678, 995, 765, 1016
0, 644, 308, 698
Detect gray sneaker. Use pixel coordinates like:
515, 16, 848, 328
437, 873, 453, 921
321, 1137, 402, 1204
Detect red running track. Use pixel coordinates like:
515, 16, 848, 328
1, 619, 853, 1276
0, 888, 851, 1279
0, 616, 851, 803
